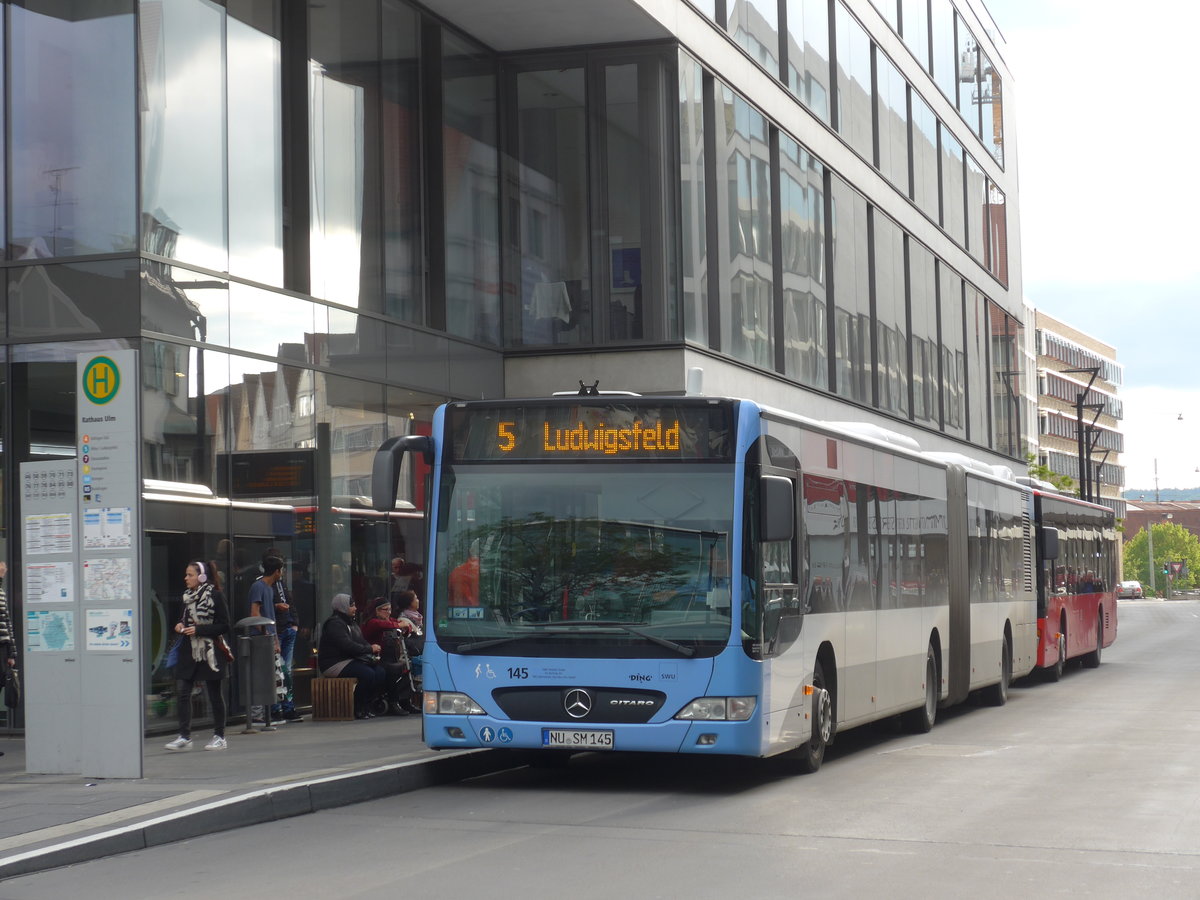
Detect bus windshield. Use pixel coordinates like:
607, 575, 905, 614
433, 463, 735, 657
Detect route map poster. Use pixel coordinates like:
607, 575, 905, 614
26, 609, 76, 652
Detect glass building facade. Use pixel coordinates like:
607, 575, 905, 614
0, 0, 1022, 735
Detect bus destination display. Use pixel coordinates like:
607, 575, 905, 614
448, 402, 733, 462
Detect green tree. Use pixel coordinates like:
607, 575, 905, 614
1025, 454, 1077, 496
1123, 522, 1200, 594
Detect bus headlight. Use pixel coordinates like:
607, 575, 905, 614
674, 696, 757, 721
425, 692, 486, 715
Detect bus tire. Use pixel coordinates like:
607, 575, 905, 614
902, 644, 938, 734
793, 659, 832, 774
1044, 630, 1066, 683
1082, 614, 1103, 668
982, 632, 1011, 707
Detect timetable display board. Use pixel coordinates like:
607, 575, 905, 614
447, 400, 735, 462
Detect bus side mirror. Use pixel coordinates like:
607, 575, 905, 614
1040, 526, 1060, 561
760, 475, 794, 544
371, 435, 434, 512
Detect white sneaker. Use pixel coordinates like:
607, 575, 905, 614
204, 736, 228, 751
165, 736, 193, 751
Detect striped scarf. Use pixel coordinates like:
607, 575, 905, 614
182, 582, 218, 671
0, 579, 14, 660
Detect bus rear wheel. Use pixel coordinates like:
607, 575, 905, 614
1082, 615, 1103, 668
902, 644, 938, 733
982, 632, 1011, 707
792, 659, 832, 774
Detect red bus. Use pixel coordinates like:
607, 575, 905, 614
1032, 488, 1118, 680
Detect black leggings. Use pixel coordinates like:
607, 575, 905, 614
177, 678, 227, 739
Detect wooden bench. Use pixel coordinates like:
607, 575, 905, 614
311, 677, 357, 721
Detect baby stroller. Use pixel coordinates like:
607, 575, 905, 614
368, 628, 422, 716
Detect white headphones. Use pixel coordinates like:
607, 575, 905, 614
196, 561, 207, 584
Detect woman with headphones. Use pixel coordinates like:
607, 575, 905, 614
165, 560, 232, 751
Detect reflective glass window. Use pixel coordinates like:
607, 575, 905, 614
785, 0, 831, 125
965, 153, 986, 264
834, 3, 872, 161
142, 260, 230, 347
691, 0, 718, 20
515, 67, 589, 347
382, 0, 424, 324
987, 181, 1008, 284
830, 176, 870, 404
872, 213, 907, 417
780, 134, 827, 388
606, 61, 661, 342
715, 88, 774, 369
909, 240, 937, 424
226, 354, 317, 454
956, 17, 981, 136
981, 50, 1004, 166
680, 52, 708, 345
309, 0, 384, 310
728, 0, 781, 77
227, 3, 283, 287
443, 32, 501, 344
989, 303, 1021, 456
938, 261, 964, 436
930, 0, 956, 102
940, 125, 965, 244
11, 1, 136, 259
326, 307, 387, 385
228, 283, 315, 362
8, 259, 139, 341
900, 0, 929, 71
315, 371, 386, 500
963, 283, 988, 444
875, 54, 909, 192
606, 56, 677, 343
140, 0, 227, 273
911, 94, 939, 220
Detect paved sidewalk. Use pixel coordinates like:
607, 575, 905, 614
0, 715, 516, 880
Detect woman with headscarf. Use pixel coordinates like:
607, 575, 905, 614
317, 594, 386, 719
165, 560, 231, 751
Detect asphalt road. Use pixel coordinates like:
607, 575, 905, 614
3, 599, 1197, 899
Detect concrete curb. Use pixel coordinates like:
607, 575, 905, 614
0, 749, 520, 881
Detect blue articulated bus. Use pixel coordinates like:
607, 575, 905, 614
372, 391, 1037, 772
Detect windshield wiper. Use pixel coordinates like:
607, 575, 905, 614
456, 630, 554, 654
552, 620, 695, 658
456, 621, 695, 657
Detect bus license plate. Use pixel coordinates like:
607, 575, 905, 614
542, 729, 615, 749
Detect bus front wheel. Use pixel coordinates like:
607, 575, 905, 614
793, 659, 832, 774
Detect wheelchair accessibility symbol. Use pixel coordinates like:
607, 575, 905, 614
497, 727, 513, 744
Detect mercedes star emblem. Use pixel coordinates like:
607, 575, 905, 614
564, 689, 592, 719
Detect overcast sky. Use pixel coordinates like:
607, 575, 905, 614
987, 0, 1200, 492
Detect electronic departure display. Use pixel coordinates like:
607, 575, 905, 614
447, 401, 734, 462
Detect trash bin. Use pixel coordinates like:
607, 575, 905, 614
235, 616, 276, 732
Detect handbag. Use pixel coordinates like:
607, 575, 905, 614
3, 667, 20, 709
216, 636, 235, 663
165, 635, 184, 668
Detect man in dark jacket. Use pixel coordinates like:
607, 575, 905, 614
317, 594, 386, 719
